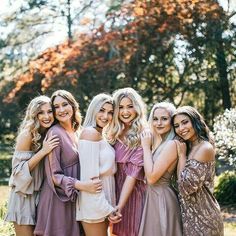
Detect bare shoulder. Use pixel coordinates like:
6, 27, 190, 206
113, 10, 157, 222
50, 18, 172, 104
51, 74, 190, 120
80, 127, 102, 142
15, 129, 32, 151
194, 141, 215, 162
161, 140, 178, 156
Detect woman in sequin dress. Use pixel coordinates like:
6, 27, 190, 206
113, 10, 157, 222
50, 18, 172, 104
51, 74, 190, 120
172, 106, 223, 236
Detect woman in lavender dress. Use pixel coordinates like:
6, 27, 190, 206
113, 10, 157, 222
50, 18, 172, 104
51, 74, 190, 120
107, 87, 147, 236
5, 95, 58, 236
173, 106, 223, 236
34, 90, 102, 236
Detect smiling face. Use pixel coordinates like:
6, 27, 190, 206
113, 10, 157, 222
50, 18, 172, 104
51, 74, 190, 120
53, 96, 74, 124
95, 102, 113, 129
152, 108, 171, 137
37, 102, 54, 128
118, 97, 137, 126
173, 114, 197, 142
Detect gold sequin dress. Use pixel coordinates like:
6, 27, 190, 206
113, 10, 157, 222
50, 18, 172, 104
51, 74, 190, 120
178, 159, 224, 236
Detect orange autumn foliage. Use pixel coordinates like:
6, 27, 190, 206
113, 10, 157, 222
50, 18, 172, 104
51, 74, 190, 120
3, 0, 223, 103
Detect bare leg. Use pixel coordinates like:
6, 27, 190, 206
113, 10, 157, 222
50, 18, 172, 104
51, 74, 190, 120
108, 223, 117, 236
82, 221, 108, 236
13, 223, 34, 236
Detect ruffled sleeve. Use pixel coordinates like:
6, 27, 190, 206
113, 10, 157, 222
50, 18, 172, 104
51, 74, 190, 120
9, 151, 34, 194
178, 159, 211, 197
44, 127, 79, 202
76, 140, 114, 220
124, 147, 145, 181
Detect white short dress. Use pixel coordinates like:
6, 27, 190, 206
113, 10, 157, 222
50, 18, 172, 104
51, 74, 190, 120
76, 139, 116, 223
5, 151, 43, 225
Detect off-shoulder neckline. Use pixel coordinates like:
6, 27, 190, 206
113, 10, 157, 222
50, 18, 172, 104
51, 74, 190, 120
187, 158, 215, 164
79, 139, 104, 143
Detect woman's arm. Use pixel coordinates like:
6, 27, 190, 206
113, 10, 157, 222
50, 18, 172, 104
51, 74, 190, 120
175, 140, 187, 180
141, 130, 178, 185
117, 176, 136, 211
15, 130, 59, 171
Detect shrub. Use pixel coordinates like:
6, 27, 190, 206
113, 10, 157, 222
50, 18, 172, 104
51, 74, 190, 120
213, 108, 236, 169
214, 171, 236, 205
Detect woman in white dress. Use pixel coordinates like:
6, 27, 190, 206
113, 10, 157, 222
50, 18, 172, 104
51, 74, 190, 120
76, 93, 118, 236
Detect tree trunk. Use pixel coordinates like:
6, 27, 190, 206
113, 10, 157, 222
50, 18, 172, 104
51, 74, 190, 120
67, 0, 72, 41
215, 26, 232, 109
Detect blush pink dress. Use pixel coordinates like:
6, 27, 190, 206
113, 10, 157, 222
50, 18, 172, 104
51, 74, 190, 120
112, 140, 146, 236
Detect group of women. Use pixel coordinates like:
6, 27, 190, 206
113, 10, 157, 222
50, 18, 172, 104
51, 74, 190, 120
5, 87, 224, 236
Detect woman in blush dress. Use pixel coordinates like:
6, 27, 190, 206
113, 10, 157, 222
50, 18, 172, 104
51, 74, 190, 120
5, 95, 59, 236
138, 102, 182, 236
107, 87, 147, 236
172, 106, 223, 236
34, 90, 102, 236
76, 93, 118, 236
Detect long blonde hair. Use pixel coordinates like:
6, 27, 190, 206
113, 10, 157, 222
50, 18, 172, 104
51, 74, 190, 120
18, 95, 52, 151
108, 87, 147, 148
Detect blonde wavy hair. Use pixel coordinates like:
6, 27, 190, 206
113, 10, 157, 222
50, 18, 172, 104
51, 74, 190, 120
17, 95, 52, 151
148, 102, 176, 152
51, 90, 82, 131
107, 87, 147, 148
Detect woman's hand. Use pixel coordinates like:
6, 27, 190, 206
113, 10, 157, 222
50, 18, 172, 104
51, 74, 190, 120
141, 129, 152, 150
174, 140, 187, 159
41, 134, 59, 156
77, 177, 102, 194
108, 206, 122, 224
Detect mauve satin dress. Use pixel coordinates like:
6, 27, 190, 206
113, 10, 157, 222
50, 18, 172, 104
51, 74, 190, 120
138, 144, 182, 236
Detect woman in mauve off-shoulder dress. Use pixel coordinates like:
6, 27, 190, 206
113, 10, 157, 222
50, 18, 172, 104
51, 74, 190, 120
173, 106, 224, 236
34, 90, 102, 236
107, 87, 147, 236
138, 102, 182, 236
5, 95, 59, 236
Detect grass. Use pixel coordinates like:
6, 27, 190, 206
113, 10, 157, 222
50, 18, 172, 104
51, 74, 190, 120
0, 186, 236, 235
0, 186, 14, 236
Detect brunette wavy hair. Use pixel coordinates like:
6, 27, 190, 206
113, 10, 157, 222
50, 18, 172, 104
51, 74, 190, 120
51, 90, 82, 131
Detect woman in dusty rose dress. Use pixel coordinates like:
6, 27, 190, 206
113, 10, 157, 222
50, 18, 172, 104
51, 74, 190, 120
138, 102, 182, 236
34, 90, 102, 236
76, 93, 117, 236
172, 106, 224, 236
107, 87, 147, 236
5, 96, 58, 236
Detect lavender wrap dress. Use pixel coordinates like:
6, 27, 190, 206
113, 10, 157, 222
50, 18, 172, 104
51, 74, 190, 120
112, 140, 146, 236
138, 145, 182, 236
178, 159, 223, 236
34, 124, 81, 236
